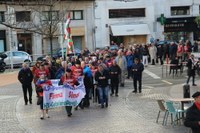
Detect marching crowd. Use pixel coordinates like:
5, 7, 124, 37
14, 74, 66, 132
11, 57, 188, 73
17, 39, 199, 120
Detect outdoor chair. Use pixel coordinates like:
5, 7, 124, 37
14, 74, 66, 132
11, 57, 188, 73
156, 99, 168, 125
164, 101, 186, 126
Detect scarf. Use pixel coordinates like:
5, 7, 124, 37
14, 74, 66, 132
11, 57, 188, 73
195, 101, 200, 110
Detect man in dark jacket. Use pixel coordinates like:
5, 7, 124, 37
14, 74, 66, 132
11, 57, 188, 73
18, 63, 33, 105
186, 54, 197, 86
109, 60, 121, 97
184, 91, 200, 133
95, 64, 109, 108
132, 58, 144, 93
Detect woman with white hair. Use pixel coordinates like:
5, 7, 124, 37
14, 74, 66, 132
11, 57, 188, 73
149, 43, 157, 65
115, 49, 127, 87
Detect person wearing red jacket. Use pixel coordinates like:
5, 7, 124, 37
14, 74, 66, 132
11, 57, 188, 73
59, 68, 79, 117
36, 75, 52, 120
34, 63, 50, 82
71, 59, 83, 79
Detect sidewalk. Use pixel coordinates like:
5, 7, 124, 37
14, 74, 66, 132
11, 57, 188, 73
0, 70, 18, 87
15, 79, 194, 133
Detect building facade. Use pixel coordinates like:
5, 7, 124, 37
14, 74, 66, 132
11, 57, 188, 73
94, 0, 200, 48
1, 0, 200, 56
0, 0, 95, 60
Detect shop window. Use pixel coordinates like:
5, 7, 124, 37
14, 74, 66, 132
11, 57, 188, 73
171, 6, 190, 16
16, 11, 31, 22
109, 8, 145, 18
71, 10, 83, 20
0, 12, 5, 22
42, 11, 59, 21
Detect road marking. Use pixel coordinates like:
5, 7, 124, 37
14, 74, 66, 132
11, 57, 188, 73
0, 95, 17, 100
161, 80, 173, 85
144, 69, 161, 79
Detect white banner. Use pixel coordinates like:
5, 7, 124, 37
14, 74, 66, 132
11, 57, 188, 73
43, 78, 85, 109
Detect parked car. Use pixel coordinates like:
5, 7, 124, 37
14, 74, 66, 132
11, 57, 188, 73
2, 51, 32, 66
56, 47, 81, 57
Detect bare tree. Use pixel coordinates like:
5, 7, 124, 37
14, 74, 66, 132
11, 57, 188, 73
0, 0, 73, 57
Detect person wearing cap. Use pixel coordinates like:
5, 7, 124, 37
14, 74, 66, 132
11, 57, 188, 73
186, 54, 197, 86
59, 68, 79, 117
18, 63, 33, 105
184, 91, 200, 133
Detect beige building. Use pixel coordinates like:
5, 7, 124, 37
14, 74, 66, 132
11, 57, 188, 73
0, 0, 95, 60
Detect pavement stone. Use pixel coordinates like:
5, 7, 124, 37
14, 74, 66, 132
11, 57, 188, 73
0, 66, 197, 133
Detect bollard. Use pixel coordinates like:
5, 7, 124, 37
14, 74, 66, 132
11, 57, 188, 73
183, 84, 190, 98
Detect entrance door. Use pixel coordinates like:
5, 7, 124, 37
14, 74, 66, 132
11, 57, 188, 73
17, 33, 32, 54
72, 36, 82, 50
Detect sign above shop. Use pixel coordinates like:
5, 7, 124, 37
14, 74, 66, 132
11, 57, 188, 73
164, 17, 199, 32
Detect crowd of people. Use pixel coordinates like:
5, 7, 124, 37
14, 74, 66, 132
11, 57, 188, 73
17, 39, 199, 120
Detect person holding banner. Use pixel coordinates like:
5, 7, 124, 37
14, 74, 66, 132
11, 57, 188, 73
59, 68, 79, 117
95, 64, 110, 108
71, 59, 84, 110
36, 75, 52, 120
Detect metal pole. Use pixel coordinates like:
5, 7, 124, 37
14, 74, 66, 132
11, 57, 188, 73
9, 28, 14, 71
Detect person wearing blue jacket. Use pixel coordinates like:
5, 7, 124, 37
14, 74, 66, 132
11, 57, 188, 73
81, 61, 93, 107
126, 50, 134, 79
132, 58, 144, 93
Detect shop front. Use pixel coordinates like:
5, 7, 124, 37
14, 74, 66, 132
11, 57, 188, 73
110, 24, 150, 47
164, 17, 200, 42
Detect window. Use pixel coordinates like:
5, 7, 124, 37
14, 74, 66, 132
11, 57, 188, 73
16, 11, 31, 22
0, 12, 5, 22
71, 10, 83, 20
109, 8, 145, 18
171, 6, 190, 16
42, 11, 59, 21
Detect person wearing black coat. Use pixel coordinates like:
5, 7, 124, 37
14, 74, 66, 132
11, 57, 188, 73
132, 58, 144, 93
109, 60, 121, 97
95, 64, 110, 108
186, 54, 197, 86
184, 91, 200, 133
18, 63, 33, 105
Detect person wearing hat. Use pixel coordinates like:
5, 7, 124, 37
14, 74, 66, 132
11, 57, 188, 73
184, 91, 200, 133
59, 68, 79, 117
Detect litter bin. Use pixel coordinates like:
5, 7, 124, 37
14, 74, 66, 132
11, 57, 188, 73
183, 84, 190, 98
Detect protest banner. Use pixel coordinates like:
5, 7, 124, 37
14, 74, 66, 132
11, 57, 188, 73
43, 77, 85, 109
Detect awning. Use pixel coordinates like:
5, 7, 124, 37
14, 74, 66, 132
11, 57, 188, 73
110, 24, 150, 36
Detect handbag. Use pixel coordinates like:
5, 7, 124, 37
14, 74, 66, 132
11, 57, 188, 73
37, 97, 43, 105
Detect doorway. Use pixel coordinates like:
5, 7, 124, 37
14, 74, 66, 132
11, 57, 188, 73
17, 33, 32, 54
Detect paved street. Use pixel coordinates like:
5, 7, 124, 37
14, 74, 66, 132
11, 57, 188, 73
0, 65, 198, 133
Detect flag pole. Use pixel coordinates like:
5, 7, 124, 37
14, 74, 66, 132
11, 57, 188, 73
64, 12, 71, 81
